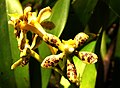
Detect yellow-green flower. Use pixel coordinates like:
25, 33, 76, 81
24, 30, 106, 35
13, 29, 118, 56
41, 32, 98, 85
41, 32, 98, 68
9, 6, 52, 69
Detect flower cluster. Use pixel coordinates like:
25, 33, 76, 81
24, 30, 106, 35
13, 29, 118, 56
9, 6, 52, 69
9, 6, 98, 85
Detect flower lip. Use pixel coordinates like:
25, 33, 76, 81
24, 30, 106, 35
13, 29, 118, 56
64, 44, 75, 54
69, 47, 75, 53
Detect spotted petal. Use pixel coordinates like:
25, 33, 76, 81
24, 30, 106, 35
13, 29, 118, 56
74, 32, 89, 48
43, 33, 62, 48
67, 59, 78, 83
41, 53, 64, 68
75, 51, 98, 64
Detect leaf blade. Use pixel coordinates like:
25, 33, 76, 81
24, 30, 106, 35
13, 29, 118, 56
0, 0, 17, 87
46, 0, 70, 37
6, 0, 30, 88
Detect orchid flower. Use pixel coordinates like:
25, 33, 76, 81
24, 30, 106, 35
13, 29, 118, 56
9, 6, 52, 69
41, 32, 98, 84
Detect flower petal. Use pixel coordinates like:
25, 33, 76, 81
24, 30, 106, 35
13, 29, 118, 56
67, 59, 78, 83
23, 6, 32, 15
37, 6, 52, 23
11, 58, 22, 70
74, 32, 89, 48
43, 33, 62, 48
30, 34, 42, 50
41, 53, 64, 68
75, 51, 98, 64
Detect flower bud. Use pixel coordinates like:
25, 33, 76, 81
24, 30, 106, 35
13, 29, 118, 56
67, 59, 78, 83
75, 51, 98, 64
74, 32, 89, 48
41, 53, 64, 68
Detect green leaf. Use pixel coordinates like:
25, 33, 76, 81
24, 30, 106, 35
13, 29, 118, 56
38, 0, 70, 88
46, 0, 70, 37
0, 1, 16, 87
109, 0, 120, 17
0, 0, 30, 88
100, 31, 107, 59
79, 64, 97, 88
6, 0, 23, 14
60, 76, 70, 88
73, 41, 97, 88
72, 0, 98, 27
